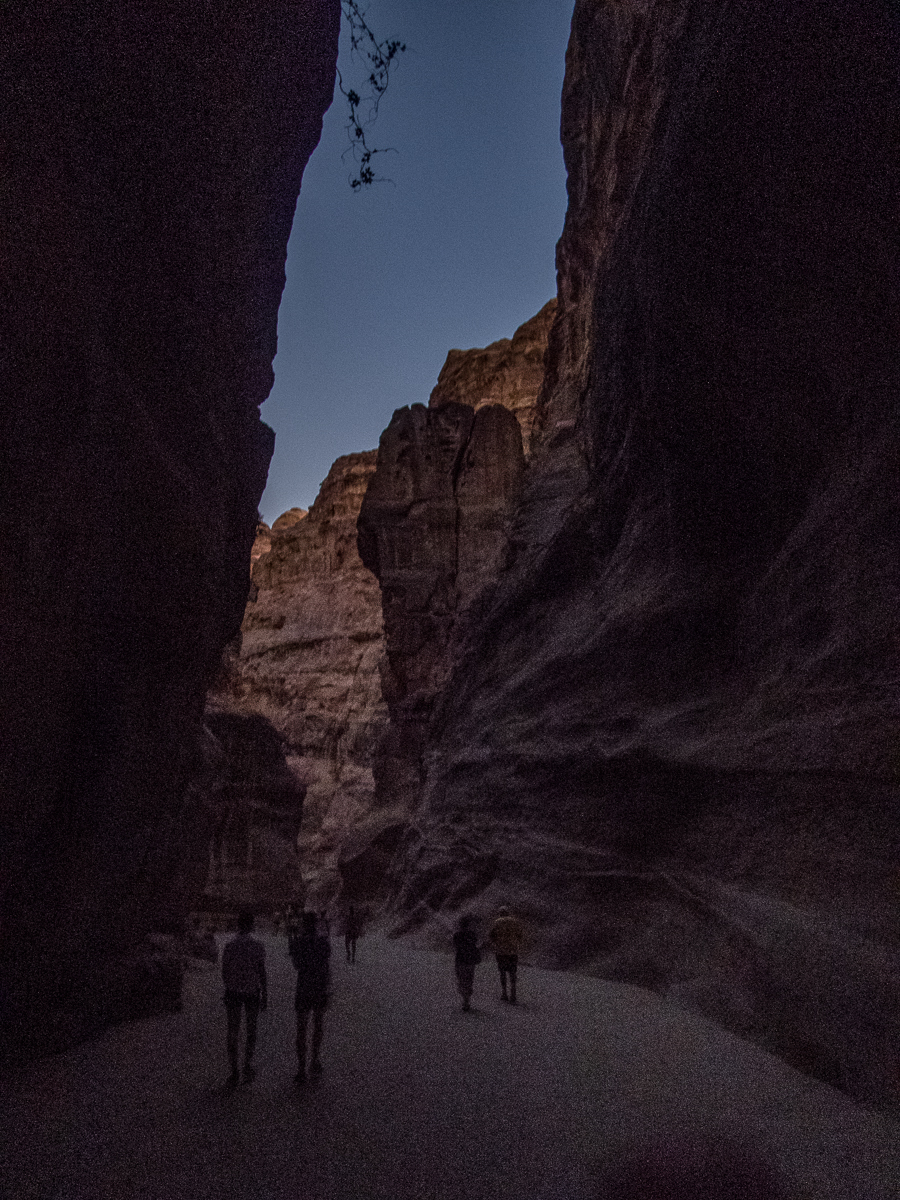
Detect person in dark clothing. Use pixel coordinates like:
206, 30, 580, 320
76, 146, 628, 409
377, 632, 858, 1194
289, 910, 331, 1082
452, 914, 481, 1012
285, 904, 301, 939
221, 909, 267, 1087
345, 904, 363, 963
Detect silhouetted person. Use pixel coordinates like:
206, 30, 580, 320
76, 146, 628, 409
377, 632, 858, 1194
345, 904, 363, 963
318, 908, 331, 936
488, 905, 525, 1003
221, 909, 267, 1087
290, 911, 331, 1082
453, 914, 481, 1012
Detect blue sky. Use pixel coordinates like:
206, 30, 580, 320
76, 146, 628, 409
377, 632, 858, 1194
259, 0, 574, 523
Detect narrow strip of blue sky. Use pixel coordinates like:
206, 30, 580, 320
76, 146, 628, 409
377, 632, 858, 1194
259, 0, 574, 523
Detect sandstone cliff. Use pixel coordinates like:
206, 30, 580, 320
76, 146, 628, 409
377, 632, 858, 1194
200, 709, 306, 912
357, 403, 526, 863
386, 1, 900, 1110
214, 307, 555, 908
429, 301, 556, 454
0, 0, 340, 1056
218, 453, 388, 908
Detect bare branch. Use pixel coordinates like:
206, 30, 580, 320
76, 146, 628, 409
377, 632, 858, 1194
338, 2, 406, 189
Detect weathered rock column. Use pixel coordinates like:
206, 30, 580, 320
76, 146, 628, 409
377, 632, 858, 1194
357, 403, 526, 851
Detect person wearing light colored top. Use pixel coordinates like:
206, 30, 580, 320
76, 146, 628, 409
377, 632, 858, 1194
221, 910, 267, 1087
488, 906, 525, 1004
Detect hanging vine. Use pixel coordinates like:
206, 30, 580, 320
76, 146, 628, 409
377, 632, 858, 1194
338, 2, 406, 188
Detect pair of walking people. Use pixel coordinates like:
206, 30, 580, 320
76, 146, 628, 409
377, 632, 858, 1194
453, 906, 525, 1011
220, 910, 331, 1087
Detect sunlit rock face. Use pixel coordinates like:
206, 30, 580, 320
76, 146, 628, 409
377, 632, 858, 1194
0, 0, 340, 1056
216, 311, 554, 908
389, 0, 900, 1109
219, 453, 388, 907
429, 301, 556, 454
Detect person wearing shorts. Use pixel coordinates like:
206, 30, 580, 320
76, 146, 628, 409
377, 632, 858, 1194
290, 911, 331, 1082
488, 905, 525, 1004
221, 909, 267, 1086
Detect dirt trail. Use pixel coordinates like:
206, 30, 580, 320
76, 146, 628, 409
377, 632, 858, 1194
1, 933, 898, 1199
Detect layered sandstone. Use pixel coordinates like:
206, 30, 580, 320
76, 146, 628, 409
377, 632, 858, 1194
217, 453, 388, 907
429, 301, 556, 454
0, 0, 340, 1056
200, 708, 306, 911
216, 307, 554, 906
388, 1, 900, 1109
356, 403, 526, 874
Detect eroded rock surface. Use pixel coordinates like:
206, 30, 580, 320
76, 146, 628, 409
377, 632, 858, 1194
356, 402, 526, 887
217, 308, 554, 907
217, 453, 388, 907
0, 0, 340, 1055
388, 0, 900, 1109
200, 709, 306, 912
429, 301, 556, 454
346, 304, 553, 891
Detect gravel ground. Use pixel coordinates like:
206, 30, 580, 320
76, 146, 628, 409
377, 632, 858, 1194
1, 933, 899, 1199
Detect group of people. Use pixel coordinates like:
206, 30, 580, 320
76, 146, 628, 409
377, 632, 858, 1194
220, 902, 526, 1085
221, 908, 337, 1087
453, 906, 525, 1011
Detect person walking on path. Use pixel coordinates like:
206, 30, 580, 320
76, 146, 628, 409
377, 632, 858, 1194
488, 905, 525, 1004
221, 909, 267, 1087
344, 904, 363, 964
452, 914, 481, 1012
289, 911, 331, 1082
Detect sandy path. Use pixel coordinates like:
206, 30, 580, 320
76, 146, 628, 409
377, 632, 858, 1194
1, 933, 898, 1199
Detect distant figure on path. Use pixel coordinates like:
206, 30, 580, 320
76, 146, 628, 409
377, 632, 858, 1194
345, 905, 363, 963
221, 909, 267, 1087
285, 904, 301, 938
290, 911, 331, 1082
453, 914, 481, 1012
488, 905, 525, 1004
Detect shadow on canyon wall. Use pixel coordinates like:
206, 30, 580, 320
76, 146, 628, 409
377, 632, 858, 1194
0, 0, 341, 1057
358, 0, 900, 1111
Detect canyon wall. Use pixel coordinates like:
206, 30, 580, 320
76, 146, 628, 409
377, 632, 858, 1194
200, 708, 307, 913
0, 0, 340, 1056
429, 300, 556, 454
218, 452, 387, 909
353, 306, 557, 897
216, 305, 555, 909
385, 1, 900, 1109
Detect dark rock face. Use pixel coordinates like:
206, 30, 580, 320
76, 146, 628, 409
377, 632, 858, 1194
200, 710, 306, 912
0, 0, 340, 1055
357, 402, 526, 869
390, 1, 900, 1108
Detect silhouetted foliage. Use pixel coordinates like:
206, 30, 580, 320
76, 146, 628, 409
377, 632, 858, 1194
339, 2, 406, 188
